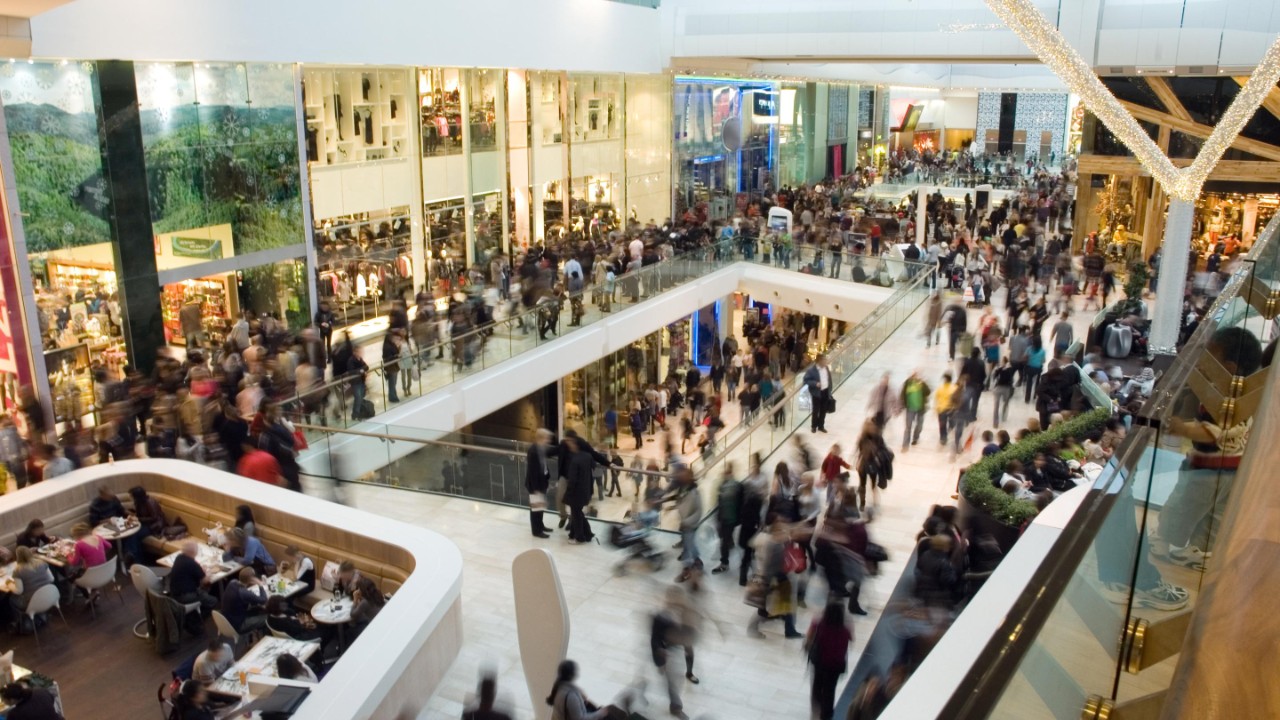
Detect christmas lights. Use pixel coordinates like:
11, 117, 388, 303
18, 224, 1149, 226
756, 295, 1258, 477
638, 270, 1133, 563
985, 0, 1280, 201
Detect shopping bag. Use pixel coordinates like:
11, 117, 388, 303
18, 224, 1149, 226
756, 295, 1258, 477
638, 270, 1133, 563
797, 386, 812, 412
529, 492, 547, 510
783, 542, 807, 574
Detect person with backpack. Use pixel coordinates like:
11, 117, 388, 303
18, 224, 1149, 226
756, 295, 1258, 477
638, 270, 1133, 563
712, 463, 742, 574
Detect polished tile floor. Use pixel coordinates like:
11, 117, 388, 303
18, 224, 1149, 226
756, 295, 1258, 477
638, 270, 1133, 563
315, 284, 1100, 719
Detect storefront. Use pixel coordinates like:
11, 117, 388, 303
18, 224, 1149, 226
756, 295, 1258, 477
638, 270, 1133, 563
673, 77, 779, 221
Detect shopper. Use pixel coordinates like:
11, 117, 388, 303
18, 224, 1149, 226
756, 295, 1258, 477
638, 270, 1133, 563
669, 467, 703, 582
899, 371, 931, 451
803, 354, 833, 433
712, 463, 742, 574
381, 330, 401, 404
524, 428, 554, 539
806, 602, 853, 720
562, 437, 595, 545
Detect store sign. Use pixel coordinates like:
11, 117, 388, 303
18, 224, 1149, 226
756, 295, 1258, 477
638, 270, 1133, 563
753, 93, 777, 118
171, 236, 223, 259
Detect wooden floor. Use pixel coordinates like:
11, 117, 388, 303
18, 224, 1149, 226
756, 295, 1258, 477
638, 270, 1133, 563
5, 575, 208, 720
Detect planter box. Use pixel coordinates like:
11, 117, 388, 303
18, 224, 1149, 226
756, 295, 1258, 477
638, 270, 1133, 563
958, 492, 1021, 554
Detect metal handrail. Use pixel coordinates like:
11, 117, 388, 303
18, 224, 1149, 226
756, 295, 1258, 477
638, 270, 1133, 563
690, 264, 938, 475
284, 240, 734, 411
293, 422, 675, 480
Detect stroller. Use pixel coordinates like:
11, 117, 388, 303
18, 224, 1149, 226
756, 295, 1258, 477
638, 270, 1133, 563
609, 510, 666, 575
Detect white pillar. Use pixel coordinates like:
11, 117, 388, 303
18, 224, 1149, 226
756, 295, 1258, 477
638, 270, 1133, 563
1149, 199, 1194, 356
916, 186, 928, 246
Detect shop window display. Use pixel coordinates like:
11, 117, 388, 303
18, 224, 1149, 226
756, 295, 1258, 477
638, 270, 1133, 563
468, 69, 506, 264
237, 258, 309, 332
426, 200, 468, 291
0, 60, 124, 423
313, 208, 413, 329
302, 67, 411, 165
419, 68, 464, 157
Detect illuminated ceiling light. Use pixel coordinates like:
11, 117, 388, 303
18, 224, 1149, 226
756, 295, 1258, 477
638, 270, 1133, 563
985, 0, 1280, 202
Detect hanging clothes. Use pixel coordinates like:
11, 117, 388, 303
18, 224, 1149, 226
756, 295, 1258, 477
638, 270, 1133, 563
356, 273, 368, 298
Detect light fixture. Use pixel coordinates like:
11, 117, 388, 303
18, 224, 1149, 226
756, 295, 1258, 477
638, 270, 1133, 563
985, 0, 1280, 202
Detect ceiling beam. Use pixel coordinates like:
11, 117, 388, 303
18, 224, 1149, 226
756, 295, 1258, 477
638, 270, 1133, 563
1145, 76, 1191, 122
1118, 100, 1280, 163
1233, 76, 1280, 124
1078, 154, 1280, 184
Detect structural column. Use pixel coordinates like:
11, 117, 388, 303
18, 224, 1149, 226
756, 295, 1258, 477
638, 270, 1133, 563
916, 187, 928, 246
1148, 199, 1194, 356
94, 60, 162, 374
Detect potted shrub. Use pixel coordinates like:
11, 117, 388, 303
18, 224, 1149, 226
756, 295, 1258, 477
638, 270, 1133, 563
958, 407, 1112, 552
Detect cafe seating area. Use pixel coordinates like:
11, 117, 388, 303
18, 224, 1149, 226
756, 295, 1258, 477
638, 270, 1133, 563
0, 459, 463, 719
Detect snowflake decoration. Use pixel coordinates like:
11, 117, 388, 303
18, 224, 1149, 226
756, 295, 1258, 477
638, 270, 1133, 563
39, 115, 60, 134
62, 222, 74, 236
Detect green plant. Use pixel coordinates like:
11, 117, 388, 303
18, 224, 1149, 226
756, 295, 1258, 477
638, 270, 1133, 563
961, 407, 1112, 526
1122, 262, 1150, 313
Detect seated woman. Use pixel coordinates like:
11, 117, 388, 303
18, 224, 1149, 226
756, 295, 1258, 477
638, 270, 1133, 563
10, 547, 55, 627
221, 528, 275, 576
15, 519, 53, 549
279, 545, 315, 594
68, 522, 111, 570
275, 653, 318, 683
128, 486, 166, 537
264, 595, 323, 642
349, 576, 385, 636
234, 505, 258, 538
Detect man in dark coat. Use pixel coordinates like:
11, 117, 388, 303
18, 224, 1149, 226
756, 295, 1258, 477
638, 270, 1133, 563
563, 437, 596, 544
524, 429, 553, 538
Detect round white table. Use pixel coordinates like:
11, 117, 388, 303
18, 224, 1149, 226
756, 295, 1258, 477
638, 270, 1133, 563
310, 596, 353, 649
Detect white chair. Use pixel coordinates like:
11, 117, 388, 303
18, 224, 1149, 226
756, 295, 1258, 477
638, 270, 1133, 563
75, 561, 124, 618
25, 584, 67, 651
212, 610, 242, 652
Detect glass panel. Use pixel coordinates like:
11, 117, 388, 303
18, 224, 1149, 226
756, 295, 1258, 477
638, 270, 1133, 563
624, 74, 671, 231
138, 61, 304, 268
0, 60, 119, 425
467, 68, 505, 265
418, 68, 463, 157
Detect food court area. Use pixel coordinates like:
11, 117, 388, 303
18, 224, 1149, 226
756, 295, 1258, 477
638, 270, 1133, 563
0, 460, 461, 720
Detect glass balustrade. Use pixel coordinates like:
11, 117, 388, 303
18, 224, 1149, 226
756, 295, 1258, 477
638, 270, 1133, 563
898, 212, 1280, 720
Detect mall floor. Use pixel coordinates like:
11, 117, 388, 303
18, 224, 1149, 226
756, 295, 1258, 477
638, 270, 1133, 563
311, 283, 1103, 720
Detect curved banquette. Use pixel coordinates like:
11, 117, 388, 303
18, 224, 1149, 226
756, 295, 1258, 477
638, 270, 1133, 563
0, 459, 462, 719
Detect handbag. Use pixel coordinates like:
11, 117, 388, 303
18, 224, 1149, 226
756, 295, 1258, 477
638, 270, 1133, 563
864, 542, 888, 564
825, 395, 837, 413
744, 576, 768, 609
783, 542, 807, 574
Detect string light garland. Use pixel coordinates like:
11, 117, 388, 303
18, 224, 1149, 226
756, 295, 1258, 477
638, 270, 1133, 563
985, 0, 1280, 201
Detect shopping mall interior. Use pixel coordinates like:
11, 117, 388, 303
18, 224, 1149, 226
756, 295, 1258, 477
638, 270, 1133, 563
0, 1, 1273, 719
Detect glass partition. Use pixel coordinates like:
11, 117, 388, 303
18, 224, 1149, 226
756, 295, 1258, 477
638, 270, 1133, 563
911, 212, 1280, 720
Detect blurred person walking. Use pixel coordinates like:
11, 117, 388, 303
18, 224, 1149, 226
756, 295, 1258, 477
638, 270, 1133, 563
805, 602, 853, 720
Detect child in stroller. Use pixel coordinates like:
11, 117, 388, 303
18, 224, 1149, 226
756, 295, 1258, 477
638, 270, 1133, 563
611, 498, 666, 575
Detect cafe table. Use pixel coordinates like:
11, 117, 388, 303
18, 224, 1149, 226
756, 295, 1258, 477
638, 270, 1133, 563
308, 594, 354, 650
262, 574, 308, 599
94, 518, 141, 574
157, 542, 243, 584
33, 539, 76, 568
210, 636, 320, 697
